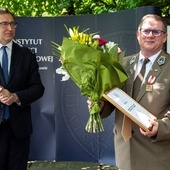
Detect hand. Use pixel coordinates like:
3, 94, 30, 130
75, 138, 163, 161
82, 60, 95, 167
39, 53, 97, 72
0, 88, 13, 105
140, 119, 158, 137
87, 100, 104, 110
0, 86, 19, 105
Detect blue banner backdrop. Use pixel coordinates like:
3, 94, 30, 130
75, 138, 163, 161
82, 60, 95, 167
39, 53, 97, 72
14, 6, 160, 165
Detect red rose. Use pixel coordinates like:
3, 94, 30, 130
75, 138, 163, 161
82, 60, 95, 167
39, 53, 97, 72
93, 35, 107, 47
97, 38, 107, 46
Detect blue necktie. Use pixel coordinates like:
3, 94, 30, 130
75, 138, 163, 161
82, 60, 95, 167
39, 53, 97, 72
1, 46, 9, 120
2, 46, 8, 83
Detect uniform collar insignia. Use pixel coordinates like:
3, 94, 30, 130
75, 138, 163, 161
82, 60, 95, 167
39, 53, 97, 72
129, 56, 136, 65
157, 56, 165, 65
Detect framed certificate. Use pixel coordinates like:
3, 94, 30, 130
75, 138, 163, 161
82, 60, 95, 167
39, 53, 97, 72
103, 87, 157, 132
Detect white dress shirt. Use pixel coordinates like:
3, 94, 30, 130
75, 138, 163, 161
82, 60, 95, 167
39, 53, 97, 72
134, 50, 162, 82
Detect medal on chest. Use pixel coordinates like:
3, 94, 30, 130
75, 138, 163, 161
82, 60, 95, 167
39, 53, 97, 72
146, 75, 156, 91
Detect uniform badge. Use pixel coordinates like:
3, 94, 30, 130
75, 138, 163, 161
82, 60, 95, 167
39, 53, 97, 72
129, 56, 136, 65
157, 56, 165, 65
146, 85, 153, 91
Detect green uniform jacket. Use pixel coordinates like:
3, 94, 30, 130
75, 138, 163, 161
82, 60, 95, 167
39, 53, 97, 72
102, 50, 170, 170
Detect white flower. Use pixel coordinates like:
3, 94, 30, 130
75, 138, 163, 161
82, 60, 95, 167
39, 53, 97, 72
56, 67, 70, 81
106, 41, 116, 48
68, 28, 74, 38
93, 35, 100, 39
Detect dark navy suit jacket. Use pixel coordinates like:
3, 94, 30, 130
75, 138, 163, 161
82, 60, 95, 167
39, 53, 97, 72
0, 41, 44, 138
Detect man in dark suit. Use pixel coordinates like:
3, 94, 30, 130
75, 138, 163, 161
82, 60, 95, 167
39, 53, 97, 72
0, 7, 44, 170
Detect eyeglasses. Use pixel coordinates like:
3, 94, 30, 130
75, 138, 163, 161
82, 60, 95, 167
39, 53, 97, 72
140, 28, 166, 37
0, 22, 17, 29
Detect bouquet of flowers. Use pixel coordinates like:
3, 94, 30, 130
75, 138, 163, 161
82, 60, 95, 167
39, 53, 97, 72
52, 26, 128, 133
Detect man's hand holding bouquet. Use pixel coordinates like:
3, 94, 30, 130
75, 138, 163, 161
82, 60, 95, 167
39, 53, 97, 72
52, 26, 128, 133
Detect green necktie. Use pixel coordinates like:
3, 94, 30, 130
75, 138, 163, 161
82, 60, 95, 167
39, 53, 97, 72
133, 58, 149, 99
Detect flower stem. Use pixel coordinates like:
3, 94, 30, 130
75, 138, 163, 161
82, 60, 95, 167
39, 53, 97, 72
85, 112, 104, 133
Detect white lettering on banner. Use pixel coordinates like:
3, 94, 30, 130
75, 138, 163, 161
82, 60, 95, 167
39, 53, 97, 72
14, 38, 54, 71
36, 56, 53, 63
39, 66, 48, 70
30, 47, 38, 53
15, 39, 43, 45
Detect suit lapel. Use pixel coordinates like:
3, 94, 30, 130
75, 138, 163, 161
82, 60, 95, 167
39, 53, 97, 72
8, 42, 21, 84
125, 54, 139, 97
